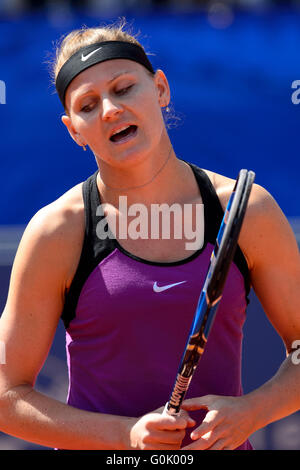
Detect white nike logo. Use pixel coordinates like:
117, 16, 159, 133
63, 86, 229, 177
81, 47, 102, 62
153, 281, 186, 293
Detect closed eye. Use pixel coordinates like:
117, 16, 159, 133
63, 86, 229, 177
79, 84, 134, 112
115, 85, 134, 96
80, 101, 97, 113
81, 105, 93, 113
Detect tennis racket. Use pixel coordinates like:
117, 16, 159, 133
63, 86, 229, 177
164, 169, 255, 416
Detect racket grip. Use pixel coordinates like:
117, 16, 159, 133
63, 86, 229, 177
163, 402, 181, 416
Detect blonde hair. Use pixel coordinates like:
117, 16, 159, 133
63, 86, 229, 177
52, 18, 149, 83
50, 19, 180, 129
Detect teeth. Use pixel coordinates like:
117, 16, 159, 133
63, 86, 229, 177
112, 125, 130, 136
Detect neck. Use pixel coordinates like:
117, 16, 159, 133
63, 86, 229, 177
97, 145, 191, 208
99, 144, 173, 192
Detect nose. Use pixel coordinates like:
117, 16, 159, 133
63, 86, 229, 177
102, 96, 122, 120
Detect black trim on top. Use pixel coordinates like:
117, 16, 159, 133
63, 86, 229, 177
188, 163, 251, 304
61, 162, 251, 329
61, 173, 116, 329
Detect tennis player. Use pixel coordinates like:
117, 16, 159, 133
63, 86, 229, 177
0, 22, 299, 450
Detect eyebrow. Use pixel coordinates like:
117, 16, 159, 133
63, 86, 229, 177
108, 70, 131, 83
74, 70, 133, 102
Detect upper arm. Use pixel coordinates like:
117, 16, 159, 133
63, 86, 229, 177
210, 170, 300, 353
0, 192, 84, 392
238, 184, 300, 353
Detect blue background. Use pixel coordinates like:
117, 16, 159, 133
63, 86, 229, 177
0, 5, 299, 450
0, 9, 300, 222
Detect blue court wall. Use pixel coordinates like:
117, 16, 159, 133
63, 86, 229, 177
0, 8, 299, 223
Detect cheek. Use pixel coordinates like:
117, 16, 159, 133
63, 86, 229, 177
73, 115, 101, 142
80, 112, 99, 128
139, 94, 165, 130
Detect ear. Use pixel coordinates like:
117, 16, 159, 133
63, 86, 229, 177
154, 69, 170, 109
61, 115, 86, 148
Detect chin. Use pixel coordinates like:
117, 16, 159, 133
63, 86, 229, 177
99, 145, 152, 169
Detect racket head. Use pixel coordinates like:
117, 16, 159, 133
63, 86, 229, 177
205, 169, 255, 304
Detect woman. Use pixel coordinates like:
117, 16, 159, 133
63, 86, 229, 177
0, 21, 299, 451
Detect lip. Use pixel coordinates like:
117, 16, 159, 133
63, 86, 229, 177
109, 124, 138, 145
108, 123, 136, 140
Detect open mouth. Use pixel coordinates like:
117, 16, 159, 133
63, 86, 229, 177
109, 125, 138, 144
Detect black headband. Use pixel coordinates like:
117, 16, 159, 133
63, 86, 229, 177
55, 40, 155, 107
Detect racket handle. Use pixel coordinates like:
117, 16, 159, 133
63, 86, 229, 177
163, 402, 181, 416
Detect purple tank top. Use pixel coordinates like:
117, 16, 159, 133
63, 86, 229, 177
61, 162, 253, 450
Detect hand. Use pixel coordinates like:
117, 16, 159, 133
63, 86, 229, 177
181, 394, 256, 450
128, 407, 196, 450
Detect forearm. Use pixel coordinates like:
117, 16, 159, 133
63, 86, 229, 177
0, 384, 135, 449
246, 353, 300, 431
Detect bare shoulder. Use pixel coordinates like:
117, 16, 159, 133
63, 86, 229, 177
29, 182, 84, 234
0, 184, 86, 389
202, 168, 297, 271
202, 168, 272, 213
14, 182, 85, 290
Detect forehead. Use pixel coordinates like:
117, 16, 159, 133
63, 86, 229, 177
65, 59, 147, 106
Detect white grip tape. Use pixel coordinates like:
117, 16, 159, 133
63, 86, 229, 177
163, 402, 181, 416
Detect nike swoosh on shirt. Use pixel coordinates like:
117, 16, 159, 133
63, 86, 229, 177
81, 47, 102, 62
153, 281, 187, 293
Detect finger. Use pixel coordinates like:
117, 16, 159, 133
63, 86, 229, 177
179, 409, 197, 428
159, 405, 196, 428
190, 410, 221, 439
181, 395, 215, 411
144, 428, 186, 446
181, 432, 219, 451
181, 438, 211, 451
148, 413, 191, 431
187, 418, 197, 428
206, 438, 229, 450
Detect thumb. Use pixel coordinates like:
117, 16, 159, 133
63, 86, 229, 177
181, 395, 216, 411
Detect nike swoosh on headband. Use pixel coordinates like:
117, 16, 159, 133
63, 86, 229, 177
81, 47, 102, 62
153, 281, 187, 293
56, 41, 155, 107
